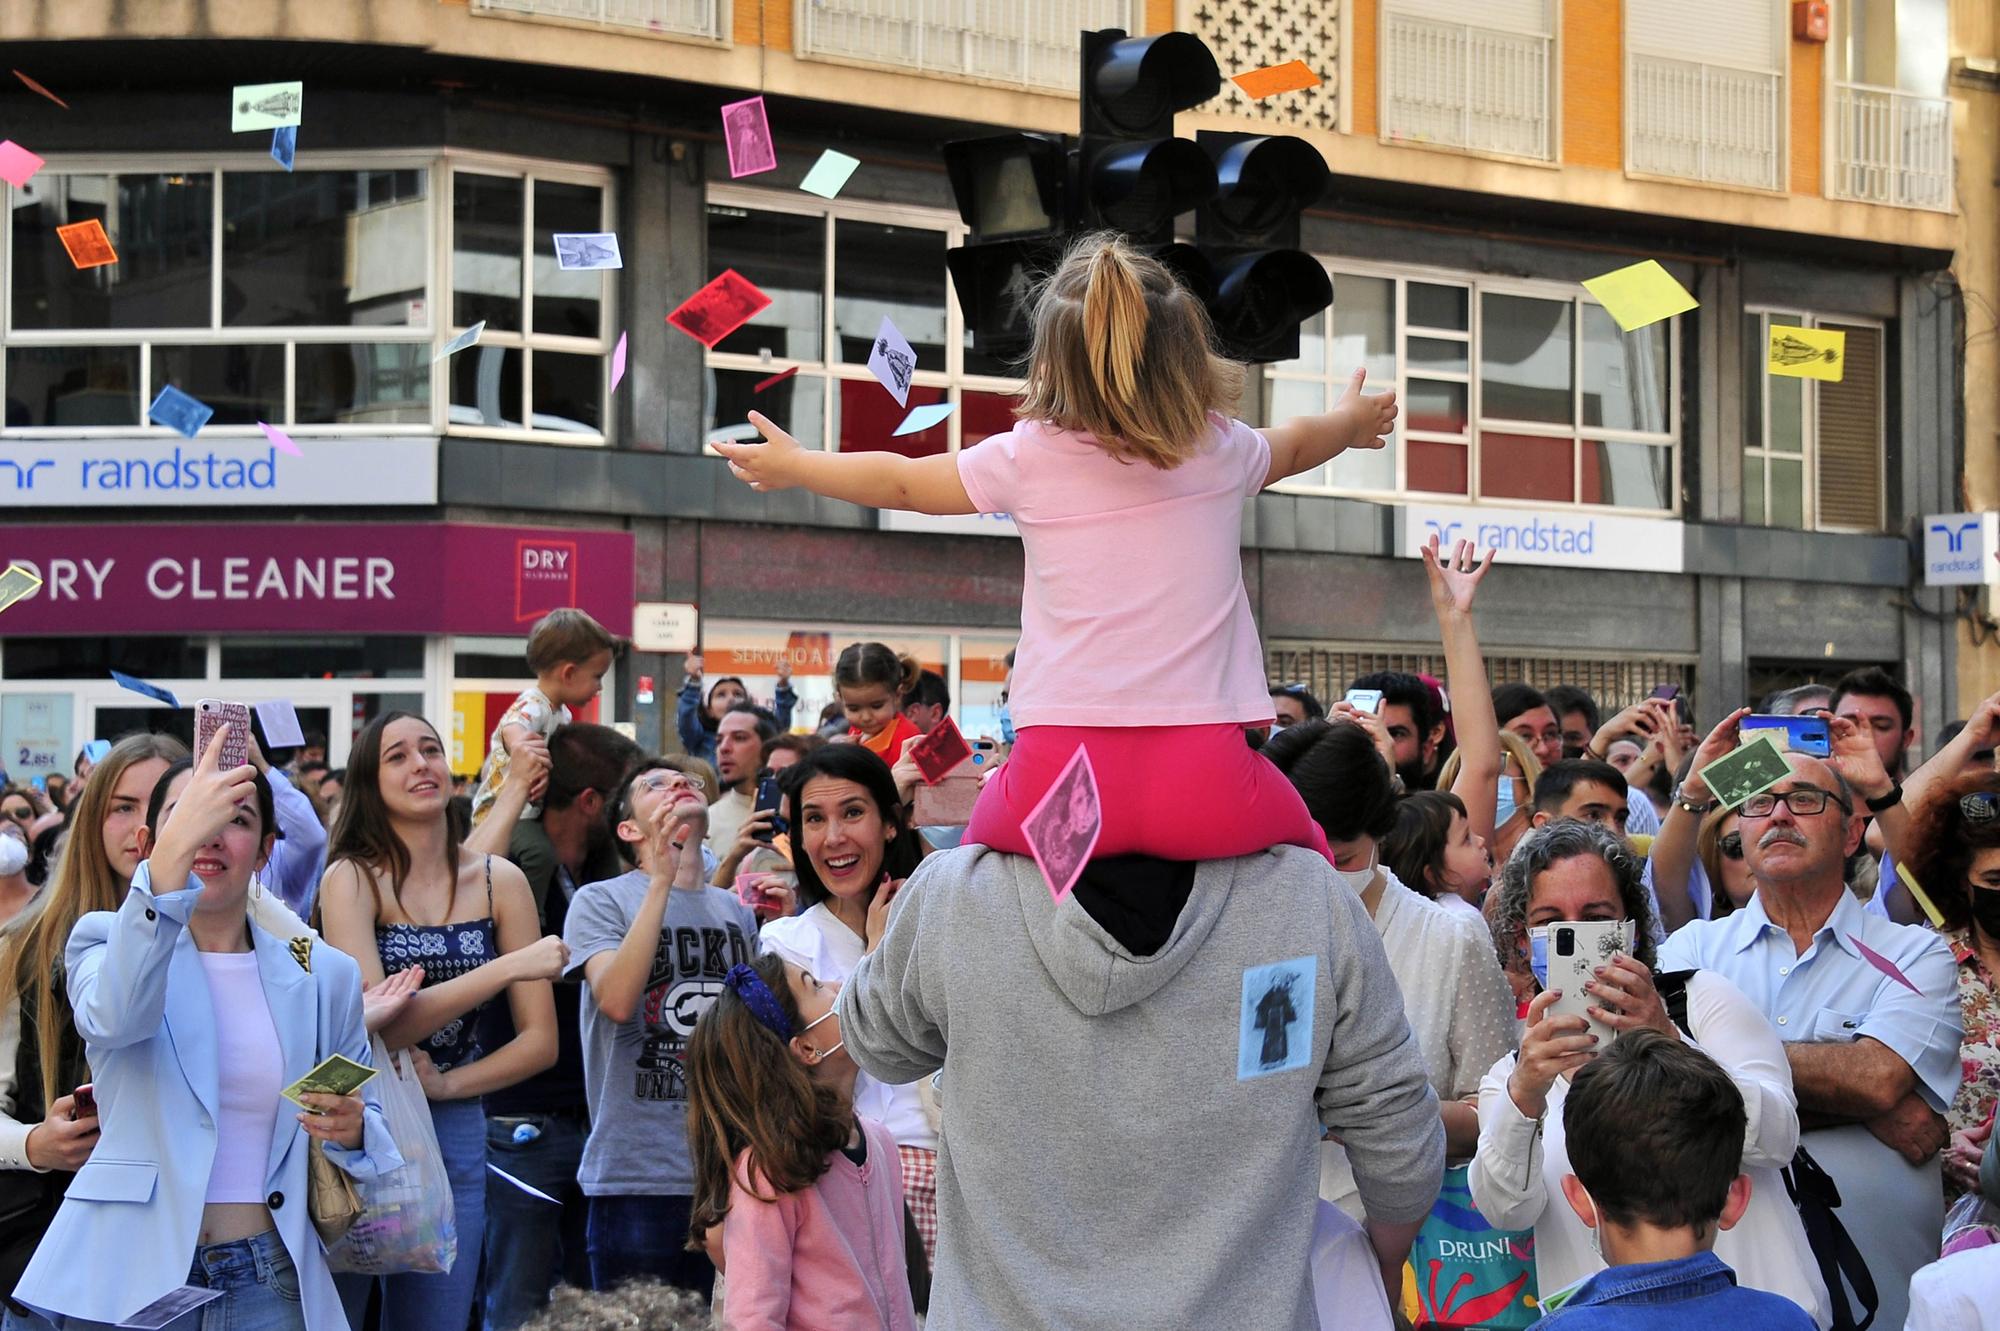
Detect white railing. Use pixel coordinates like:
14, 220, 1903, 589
796, 0, 1140, 92
470, 0, 726, 42
1829, 82, 1953, 212
1628, 53, 1782, 190
1381, 11, 1552, 161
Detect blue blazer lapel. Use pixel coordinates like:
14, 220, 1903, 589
255, 925, 316, 1185
162, 936, 219, 1122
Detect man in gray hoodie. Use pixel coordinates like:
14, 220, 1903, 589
837, 843, 1445, 1330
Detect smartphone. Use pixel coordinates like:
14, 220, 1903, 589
752, 773, 786, 843
735, 870, 792, 915
1543, 920, 1632, 1046
1344, 688, 1385, 715
70, 1083, 95, 1120
1649, 683, 1681, 701
1740, 713, 1832, 758
194, 699, 252, 770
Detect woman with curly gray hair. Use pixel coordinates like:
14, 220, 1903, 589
1470, 819, 1831, 1327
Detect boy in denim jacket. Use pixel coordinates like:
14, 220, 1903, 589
1539, 1031, 1817, 1329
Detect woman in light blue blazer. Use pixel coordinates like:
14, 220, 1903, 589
7, 730, 400, 1331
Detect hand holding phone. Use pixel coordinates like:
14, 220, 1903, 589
69, 1083, 95, 1121
1539, 920, 1633, 1046
752, 773, 786, 843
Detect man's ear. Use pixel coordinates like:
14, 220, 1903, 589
1531, 810, 1551, 829
1717, 1174, 1753, 1232
615, 815, 645, 852
1558, 1174, 1596, 1230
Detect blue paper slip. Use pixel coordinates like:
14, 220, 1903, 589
271, 124, 297, 171
435, 320, 486, 363
111, 671, 180, 709
147, 385, 214, 439
1237, 956, 1316, 1080
799, 149, 860, 199
893, 403, 955, 437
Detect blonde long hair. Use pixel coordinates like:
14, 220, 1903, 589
0, 732, 187, 1102
1015, 232, 1244, 467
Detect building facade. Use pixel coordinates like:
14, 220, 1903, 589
0, 0, 1986, 769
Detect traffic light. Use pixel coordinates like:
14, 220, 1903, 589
1195, 131, 1332, 363
942, 133, 1070, 358
1077, 30, 1220, 243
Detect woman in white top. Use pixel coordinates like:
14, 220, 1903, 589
1470, 819, 1831, 1327
757, 743, 937, 1262
1263, 718, 1517, 1216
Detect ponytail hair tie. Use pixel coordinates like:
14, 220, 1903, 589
724, 963, 794, 1041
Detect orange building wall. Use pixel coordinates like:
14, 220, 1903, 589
734, 0, 790, 48
1790, 34, 1822, 195
1352, 0, 1377, 137
1561, 0, 1620, 169
1145, 0, 1173, 35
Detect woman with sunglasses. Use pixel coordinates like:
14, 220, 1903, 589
1646, 707, 1757, 932
1903, 776, 2000, 1200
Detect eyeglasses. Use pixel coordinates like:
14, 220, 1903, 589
1273, 682, 1312, 699
1961, 792, 2000, 825
1740, 787, 1844, 818
636, 773, 699, 797
1718, 832, 1744, 860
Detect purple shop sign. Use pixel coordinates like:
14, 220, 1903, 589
0, 523, 635, 637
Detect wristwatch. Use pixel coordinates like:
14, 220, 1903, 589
1673, 784, 1718, 816
1864, 781, 1903, 814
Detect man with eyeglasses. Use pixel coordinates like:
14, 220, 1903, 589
1659, 729, 1962, 1331
1269, 682, 1325, 730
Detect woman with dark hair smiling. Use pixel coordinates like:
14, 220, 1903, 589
759, 743, 939, 1266
317, 712, 570, 1331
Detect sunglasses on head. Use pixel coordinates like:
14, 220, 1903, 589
1718, 832, 1743, 860
1962, 792, 2000, 825
1274, 682, 1312, 699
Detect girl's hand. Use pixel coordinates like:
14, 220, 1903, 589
25, 1094, 99, 1172
408, 1050, 454, 1101
1679, 707, 1750, 804
1583, 955, 1676, 1038
148, 725, 259, 884
362, 967, 423, 1035
1507, 988, 1597, 1120
297, 1091, 366, 1151
1420, 535, 1493, 619
889, 733, 925, 807
715, 412, 805, 492
864, 875, 905, 954
753, 878, 796, 921
1329, 368, 1397, 454
507, 934, 572, 984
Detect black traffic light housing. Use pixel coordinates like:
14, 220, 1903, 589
1077, 29, 1220, 244
1195, 131, 1333, 363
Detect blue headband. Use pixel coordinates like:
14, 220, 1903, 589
724, 964, 794, 1042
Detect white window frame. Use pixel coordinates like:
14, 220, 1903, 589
1, 151, 440, 439
1376, 0, 1562, 165
1741, 306, 1886, 533
1267, 256, 1682, 516
441, 152, 619, 447
702, 184, 1023, 456
1622, 0, 1788, 192
791, 0, 1146, 96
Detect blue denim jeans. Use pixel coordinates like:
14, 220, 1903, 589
336, 1095, 486, 1331
585, 1195, 714, 1300
4, 1229, 305, 1331
481, 1113, 590, 1331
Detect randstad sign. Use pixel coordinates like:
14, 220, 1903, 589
1396, 503, 1685, 574
0, 436, 438, 507
1921, 512, 1998, 586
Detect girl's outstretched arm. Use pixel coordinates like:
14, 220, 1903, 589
717, 411, 976, 515
1259, 368, 1398, 488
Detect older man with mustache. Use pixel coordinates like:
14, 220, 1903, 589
1659, 711, 1961, 1331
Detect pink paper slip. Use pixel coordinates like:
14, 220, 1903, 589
1023, 746, 1101, 903
610, 331, 629, 391
1849, 935, 1921, 995
720, 95, 777, 178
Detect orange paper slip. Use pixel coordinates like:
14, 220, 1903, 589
1232, 61, 1320, 99
56, 219, 118, 270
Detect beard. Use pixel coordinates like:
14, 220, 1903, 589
1397, 758, 1429, 793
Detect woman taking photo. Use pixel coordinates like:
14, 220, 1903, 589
1471, 819, 1830, 1327
759, 744, 938, 1265
0, 732, 184, 1290
318, 712, 568, 1331
9, 730, 397, 1331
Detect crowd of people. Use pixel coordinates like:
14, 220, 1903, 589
0, 231, 1996, 1331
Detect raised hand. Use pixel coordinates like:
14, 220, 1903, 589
1820, 709, 1894, 804
714, 412, 804, 492
148, 724, 259, 888
1507, 988, 1598, 1120
1679, 708, 1750, 804
1421, 534, 1493, 619
1331, 368, 1397, 454
362, 966, 424, 1035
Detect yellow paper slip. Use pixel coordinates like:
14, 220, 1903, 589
1232, 60, 1320, 99
1768, 324, 1846, 382
1894, 861, 1947, 930
1580, 260, 1697, 333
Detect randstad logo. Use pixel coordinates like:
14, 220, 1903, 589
1932, 519, 1981, 553
1425, 516, 1597, 556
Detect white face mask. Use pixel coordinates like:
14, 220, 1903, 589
0, 835, 28, 878
800, 1008, 843, 1062
1330, 850, 1376, 894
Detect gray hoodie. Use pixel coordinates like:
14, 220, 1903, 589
838, 844, 1444, 1331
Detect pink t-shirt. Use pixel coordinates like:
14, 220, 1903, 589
956, 414, 1274, 728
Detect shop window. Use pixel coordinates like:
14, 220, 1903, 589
1742, 310, 1885, 531
702, 190, 1019, 462
1267, 262, 1677, 511
223, 169, 427, 327
11, 173, 213, 330
219, 636, 427, 679
0, 637, 206, 681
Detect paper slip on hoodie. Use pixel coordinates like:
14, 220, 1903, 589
837, 843, 1445, 1331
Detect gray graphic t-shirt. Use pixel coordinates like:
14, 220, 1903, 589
564, 870, 758, 1195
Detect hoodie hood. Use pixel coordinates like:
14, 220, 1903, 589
1012, 848, 1247, 1016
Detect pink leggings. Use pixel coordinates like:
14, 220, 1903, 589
965, 724, 1332, 863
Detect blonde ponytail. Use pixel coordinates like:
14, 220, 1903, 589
1083, 244, 1149, 410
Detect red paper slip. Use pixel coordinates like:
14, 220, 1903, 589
56, 219, 117, 270
909, 715, 972, 786
13, 70, 69, 110
667, 269, 771, 349
753, 365, 801, 393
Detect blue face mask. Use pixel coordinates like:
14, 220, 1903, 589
1496, 775, 1519, 828
997, 701, 1016, 746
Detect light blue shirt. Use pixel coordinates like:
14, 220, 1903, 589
259, 766, 328, 917
1625, 787, 1661, 837
1658, 887, 1963, 1111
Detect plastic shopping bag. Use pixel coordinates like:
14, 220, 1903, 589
324, 1038, 457, 1275
1312, 1201, 1393, 1331
1942, 1188, 2000, 1258
1402, 1165, 1539, 1330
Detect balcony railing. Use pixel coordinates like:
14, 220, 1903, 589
1829, 82, 1953, 212
1381, 10, 1552, 161
1628, 53, 1782, 191
795, 0, 1140, 92
470, 0, 725, 42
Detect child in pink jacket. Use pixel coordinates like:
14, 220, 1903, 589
686, 954, 916, 1331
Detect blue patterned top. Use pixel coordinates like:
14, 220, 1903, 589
377, 856, 499, 1072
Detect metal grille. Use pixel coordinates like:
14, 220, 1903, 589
1266, 642, 1695, 716
795, 0, 1141, 92
1829, 82, 1953, 212
470, 0, 726, 40
1381, 11, 1551, 160
1628, 53, 1782, 190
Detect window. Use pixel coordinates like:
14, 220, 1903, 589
5, 163, 434, 433
1741, 310, 1885, 531
1380, 0, 1555, 161
702, 188, 1020, 459
1626, 1, 1785, 190
447, 166, 615, 441
795, 0, 1141, 93
1828, 0, 1952, 209
1266, 263, 1678, 511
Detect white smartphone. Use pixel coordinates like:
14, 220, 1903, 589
1344, 688, 1384, 715
1540, 919, 1634, 1046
